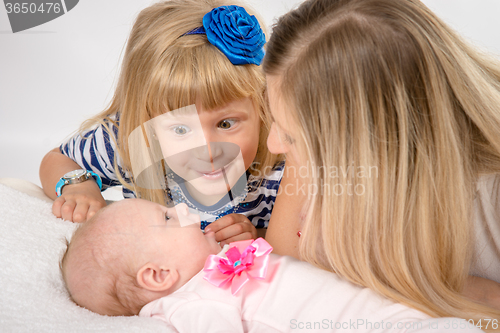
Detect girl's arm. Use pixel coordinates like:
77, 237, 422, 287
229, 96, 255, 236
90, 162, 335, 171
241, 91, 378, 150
40, 147, 106, 222
265, 160, 305, 259
40, 147, 83, 200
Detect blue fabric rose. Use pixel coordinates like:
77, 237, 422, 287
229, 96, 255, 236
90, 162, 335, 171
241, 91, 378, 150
203, 5, 266, 66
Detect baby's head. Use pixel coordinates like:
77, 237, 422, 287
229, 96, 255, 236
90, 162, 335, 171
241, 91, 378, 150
60, 199, 221, 316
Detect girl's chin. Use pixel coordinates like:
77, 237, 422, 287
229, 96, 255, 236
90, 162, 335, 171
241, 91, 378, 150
189, 182, 231, 196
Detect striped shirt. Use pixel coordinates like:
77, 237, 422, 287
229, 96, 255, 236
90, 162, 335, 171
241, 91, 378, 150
60, 117, 284, 229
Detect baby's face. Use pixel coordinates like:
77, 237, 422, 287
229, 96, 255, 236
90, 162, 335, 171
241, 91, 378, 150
63, 199, 221, 316
121, 199, 222, 274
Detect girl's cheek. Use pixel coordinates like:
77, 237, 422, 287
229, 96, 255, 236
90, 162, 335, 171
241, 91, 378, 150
240, 139, 259, 167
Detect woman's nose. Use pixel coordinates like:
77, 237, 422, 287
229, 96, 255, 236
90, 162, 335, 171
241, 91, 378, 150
267, 123, 289, 154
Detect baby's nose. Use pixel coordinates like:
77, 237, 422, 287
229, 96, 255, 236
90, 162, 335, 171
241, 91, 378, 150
174, 203, 190, 216
172, 203, 201, 227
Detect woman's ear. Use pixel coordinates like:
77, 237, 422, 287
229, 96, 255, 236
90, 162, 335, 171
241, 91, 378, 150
136, 263, 179, 292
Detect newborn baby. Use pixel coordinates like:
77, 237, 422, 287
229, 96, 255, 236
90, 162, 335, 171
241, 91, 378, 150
60, 199, 480, 332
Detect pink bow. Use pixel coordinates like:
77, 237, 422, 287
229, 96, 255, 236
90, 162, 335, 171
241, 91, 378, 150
203, 238, 273, 295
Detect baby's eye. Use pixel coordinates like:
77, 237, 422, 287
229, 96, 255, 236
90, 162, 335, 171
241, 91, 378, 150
170, 125, 191, 136
218, 119, 236, 130
165, 212, 170, 221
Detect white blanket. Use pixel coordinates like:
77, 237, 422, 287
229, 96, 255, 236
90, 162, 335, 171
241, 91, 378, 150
0, 182, 170, 332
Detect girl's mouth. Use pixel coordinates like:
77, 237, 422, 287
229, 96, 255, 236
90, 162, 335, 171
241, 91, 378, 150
201, 169, 224, 180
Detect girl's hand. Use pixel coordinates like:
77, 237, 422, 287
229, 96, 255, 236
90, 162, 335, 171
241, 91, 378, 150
52, 181, 106, 223
205, 213, 258, 246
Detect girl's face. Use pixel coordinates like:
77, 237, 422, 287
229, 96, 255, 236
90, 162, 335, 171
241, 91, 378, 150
266, 75, 298, 161
154, 97, 260, 204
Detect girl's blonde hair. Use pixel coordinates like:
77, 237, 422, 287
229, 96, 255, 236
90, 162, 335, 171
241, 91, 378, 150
264, 0, 500, 325
82, 0, 276, 204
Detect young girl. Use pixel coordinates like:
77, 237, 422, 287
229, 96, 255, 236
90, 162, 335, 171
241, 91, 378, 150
39, 0, 282, 245
263, 0, 500, 327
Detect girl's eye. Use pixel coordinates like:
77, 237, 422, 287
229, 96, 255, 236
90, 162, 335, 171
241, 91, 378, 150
165, 212, 170, 221
218, 119, 236, 130
170, 125, 191, 136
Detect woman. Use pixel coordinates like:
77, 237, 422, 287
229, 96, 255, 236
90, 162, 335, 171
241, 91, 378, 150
264, 0, 500, 325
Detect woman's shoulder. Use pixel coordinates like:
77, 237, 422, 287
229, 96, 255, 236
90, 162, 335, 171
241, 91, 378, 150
473, 173, 500, 283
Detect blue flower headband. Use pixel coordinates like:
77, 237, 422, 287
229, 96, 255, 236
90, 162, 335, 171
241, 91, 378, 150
182, 5, 266, 66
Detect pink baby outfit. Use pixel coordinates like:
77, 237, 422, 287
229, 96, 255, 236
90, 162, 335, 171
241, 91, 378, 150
140, 242, 481, 333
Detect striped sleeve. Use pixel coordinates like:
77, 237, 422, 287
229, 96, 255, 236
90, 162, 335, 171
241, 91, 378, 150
237, 161, 285, 228
59, 118, 129, 191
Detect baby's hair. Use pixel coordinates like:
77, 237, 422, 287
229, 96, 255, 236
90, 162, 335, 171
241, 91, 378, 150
60, 207, 148, 316
80, 0, 278, 205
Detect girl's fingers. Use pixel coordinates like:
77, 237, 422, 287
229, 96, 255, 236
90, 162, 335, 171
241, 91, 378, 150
220, 231, 255, 246
52, 189, 106, 222
205, 214, 258, 244
214, 221, 258, 244
60, 199, 77, 222
214, 221, 246, 242
52, 196, 65, 218
206, 213, 244, 233
87, 201, 106, 220
72, 201, 90, 223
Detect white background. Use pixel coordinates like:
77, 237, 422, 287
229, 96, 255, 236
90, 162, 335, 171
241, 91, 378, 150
1, 0, 499, 187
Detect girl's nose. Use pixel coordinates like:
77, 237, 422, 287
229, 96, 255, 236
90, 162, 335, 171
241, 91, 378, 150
208, 141, 224, 160
192, 144, 212, 162
191, 141, 226, 165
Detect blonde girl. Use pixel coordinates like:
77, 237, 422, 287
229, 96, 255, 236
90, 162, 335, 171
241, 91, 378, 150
40, 0, 281, 245
264, 0, 500, 327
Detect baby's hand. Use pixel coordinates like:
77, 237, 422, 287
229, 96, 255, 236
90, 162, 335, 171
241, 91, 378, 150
52, 181, 106, 223
205, 213, 257, 246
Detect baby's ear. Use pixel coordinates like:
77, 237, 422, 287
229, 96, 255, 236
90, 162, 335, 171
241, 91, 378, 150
136, 263, 179, 292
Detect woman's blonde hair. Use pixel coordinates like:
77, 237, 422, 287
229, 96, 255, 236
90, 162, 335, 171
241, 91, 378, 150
264, 0, 500, 324
81, 0, 276, 205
